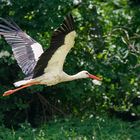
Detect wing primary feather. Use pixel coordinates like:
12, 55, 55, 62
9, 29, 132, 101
0, 24, 15, 32
7, 17, 22, 31
0, 18, 19, 31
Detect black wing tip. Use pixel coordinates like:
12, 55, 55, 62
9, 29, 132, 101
0, 17, 21, 32
65, 13, 73, 21
53, 13, 75, 36
64, 13, 74, 31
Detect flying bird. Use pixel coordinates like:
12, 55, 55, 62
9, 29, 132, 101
0, 14, 102, 96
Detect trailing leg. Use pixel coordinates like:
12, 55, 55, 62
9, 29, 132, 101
3, 82, 40, 96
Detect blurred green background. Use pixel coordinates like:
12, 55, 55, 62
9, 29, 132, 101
0, 0, 140, 139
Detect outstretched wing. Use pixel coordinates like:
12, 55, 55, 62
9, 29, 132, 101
33, 13, 76, 78
0, 18, 44, 77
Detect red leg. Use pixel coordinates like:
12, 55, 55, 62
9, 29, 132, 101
3, 82, 40, 96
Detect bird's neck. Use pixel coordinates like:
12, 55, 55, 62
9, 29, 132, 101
68, 72, 86, 81
61, 71, 86, 83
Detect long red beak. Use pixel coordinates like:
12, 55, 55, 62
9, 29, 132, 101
88, 74, 102, 81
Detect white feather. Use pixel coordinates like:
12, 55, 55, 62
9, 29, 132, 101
14, 79, 32, 87
31, 43, 43, 61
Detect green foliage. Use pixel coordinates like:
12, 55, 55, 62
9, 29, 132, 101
0, 0, 140, 127
0, 116, 140, 140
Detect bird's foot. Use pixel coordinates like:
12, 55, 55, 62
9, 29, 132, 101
3, 90, 14, 96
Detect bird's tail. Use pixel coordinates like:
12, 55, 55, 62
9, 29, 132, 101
14, 79, 32, 87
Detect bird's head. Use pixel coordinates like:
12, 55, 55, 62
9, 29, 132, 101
80, 70, 102, 81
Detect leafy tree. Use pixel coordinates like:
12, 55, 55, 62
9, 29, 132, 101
0, 0, 140, 127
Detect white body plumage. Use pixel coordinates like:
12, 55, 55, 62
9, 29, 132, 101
14, 70, 90, 87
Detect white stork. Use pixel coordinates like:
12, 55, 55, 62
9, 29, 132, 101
0, 14, 102, 96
